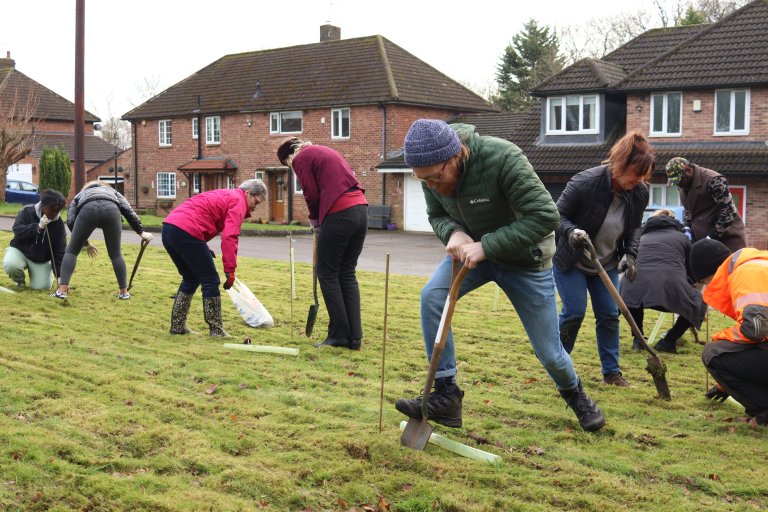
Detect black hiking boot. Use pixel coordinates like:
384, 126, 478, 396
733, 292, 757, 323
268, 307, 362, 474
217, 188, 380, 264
632, 337, 643, 351
395, 377, 463, 428
559, 379, 605, 432
654, 335, 677, 354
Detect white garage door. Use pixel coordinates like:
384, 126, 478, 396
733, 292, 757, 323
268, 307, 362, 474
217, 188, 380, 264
404, 174, 432, 232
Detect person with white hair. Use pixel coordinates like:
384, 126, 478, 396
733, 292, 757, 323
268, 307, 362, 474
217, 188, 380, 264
162, 179, 267, 337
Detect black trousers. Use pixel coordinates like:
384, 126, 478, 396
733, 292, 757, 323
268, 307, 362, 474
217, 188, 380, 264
316, 204, 367, 342
628, 307, 691, 342
703, 341, 768, 424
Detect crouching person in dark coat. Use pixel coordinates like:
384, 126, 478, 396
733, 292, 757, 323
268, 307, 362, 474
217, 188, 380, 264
620, 209, 707, 353
3, 189, 66, 289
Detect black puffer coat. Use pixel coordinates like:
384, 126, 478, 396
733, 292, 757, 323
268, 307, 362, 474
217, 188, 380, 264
554, 165, 648, 272
619, 214, 706, 328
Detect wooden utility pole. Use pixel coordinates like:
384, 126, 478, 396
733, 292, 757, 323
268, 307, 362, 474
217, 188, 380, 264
74, 0, 85, 193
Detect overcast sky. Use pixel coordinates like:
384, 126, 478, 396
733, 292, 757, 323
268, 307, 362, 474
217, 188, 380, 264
2, 0, 669, 122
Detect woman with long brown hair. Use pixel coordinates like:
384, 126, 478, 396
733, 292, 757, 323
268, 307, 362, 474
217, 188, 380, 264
553, 131, 654, 387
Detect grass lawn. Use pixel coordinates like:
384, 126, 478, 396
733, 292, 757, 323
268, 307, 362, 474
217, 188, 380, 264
0, 231, 765, 511
0, 201, 309, 232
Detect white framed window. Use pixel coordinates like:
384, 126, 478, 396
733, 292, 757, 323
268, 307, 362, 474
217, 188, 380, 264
650, 92, 682, 136
546, 95, 598, 134
255, 171, 264, 181
192, 173, 200, 193
331, 108, 350, 138
192, 118, 199, 139
159, 120, 172, 146
157, 172, 176, 198
649, 184, 681, 206
225, 175, 235, 189
293, 174, 303, 193
715, 89, 749, 135
206, 116, 221, 144
269, 111, 302, 134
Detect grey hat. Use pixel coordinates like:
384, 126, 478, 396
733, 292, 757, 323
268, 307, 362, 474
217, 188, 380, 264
403, 119, 461, 168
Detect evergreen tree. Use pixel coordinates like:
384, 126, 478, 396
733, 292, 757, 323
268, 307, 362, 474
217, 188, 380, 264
39, 144, 72, 198
493, 20, 564, 112
678, 5, 708, 25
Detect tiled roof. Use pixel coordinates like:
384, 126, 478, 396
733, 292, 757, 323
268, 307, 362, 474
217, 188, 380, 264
531, 24, 709, 95
603, 25, 709, 70
30, 132, 118, 164
178, 158, 238, 172
124, 36, 495, 120
618, 0, 768, 91
532, 59, 627, 95
652, 144, 768, 175
0, 67, 99, 123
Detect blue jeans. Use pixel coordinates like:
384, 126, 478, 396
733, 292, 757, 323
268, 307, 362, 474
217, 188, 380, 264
553, 266, 621, 377
421, 256, 579, 390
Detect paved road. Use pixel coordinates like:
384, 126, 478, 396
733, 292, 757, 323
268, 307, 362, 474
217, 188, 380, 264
0, 216, 445, 277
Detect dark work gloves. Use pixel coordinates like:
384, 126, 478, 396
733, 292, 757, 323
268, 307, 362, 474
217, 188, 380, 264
619, 255, 638, 282
705, 385, 729, 402
224, 272, 235, 290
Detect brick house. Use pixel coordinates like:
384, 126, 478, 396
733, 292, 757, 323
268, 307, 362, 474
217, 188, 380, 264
0, 53, 119, 198
386, 0, 768, 244
121, 25, 495, 223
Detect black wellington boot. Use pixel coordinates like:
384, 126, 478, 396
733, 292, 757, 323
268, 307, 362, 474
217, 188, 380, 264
395, 377, 464, 428
654, 335, 678, 354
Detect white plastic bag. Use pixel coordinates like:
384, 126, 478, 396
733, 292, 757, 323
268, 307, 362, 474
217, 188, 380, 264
226, 278, 274, 328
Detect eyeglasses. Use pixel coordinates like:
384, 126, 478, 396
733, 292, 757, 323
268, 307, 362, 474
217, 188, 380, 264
416, 160, 449, 184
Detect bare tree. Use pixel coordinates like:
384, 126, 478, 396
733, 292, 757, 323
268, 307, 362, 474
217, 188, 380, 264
0, 82, 38, 202
559, 0, 747, 63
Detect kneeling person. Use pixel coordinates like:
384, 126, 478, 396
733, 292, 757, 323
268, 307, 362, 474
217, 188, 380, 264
692, 239, 768, 427
3, 189, 66, 289
394, 119, 605, 432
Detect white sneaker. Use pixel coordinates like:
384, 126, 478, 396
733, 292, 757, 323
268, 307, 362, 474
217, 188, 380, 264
51, 289, 68, 299
117, 292, 131, 300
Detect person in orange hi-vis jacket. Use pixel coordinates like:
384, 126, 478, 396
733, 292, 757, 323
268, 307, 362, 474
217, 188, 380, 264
690, 238, 768, 427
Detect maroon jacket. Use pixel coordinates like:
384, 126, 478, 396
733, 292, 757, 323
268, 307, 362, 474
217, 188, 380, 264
291, 145, 364, 224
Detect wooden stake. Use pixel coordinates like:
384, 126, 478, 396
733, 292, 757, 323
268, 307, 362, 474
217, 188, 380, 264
379, 253, 390, 433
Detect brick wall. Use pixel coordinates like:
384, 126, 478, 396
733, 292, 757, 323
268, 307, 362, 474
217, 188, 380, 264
626, 88, 768, 249
626, 87, 768, 141
130, 104, 457, 227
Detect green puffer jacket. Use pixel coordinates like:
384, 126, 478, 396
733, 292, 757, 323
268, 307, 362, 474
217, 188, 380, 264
425, 124, 559, 271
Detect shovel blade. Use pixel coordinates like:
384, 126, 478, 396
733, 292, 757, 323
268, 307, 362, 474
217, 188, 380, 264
646, 355, 672, 400
305, 304, 318, 337
400, 417, 433, 450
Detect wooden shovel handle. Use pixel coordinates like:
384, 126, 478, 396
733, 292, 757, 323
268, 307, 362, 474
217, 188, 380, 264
583, 237, 658, 358
421, 261, 469, 420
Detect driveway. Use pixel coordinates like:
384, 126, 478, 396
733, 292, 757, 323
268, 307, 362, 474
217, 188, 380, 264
0, 216, 445, 277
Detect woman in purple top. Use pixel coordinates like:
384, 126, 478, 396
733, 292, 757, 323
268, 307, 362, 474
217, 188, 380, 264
277, 138, 368, 350
162, 179, 266, 337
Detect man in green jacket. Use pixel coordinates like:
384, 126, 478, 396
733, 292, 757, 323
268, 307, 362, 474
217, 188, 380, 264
395, 119, 605, 432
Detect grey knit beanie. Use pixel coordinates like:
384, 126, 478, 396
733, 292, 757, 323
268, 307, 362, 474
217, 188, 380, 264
690, 239, 731, 282
403, 119, 461, 168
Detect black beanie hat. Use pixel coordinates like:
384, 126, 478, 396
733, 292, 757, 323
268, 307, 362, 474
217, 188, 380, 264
690, 239, 731, 282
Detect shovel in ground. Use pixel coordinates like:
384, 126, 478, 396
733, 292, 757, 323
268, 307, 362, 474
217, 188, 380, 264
305, 232, 319, 337
127, 238, 150, 291
402, 261, 469, 450
583, 236, 671, 400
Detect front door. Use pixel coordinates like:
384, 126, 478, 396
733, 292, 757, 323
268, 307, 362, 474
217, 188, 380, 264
269, 172, 286, 223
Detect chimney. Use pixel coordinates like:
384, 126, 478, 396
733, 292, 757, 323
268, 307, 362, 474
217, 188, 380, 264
320, 24, 341, 42
0, 51, 15, 69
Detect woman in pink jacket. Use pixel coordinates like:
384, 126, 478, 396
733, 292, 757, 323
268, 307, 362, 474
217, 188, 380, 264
162, 179, 266, 336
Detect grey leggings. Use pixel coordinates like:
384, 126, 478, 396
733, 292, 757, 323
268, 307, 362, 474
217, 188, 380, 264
60, 200, 127, 288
